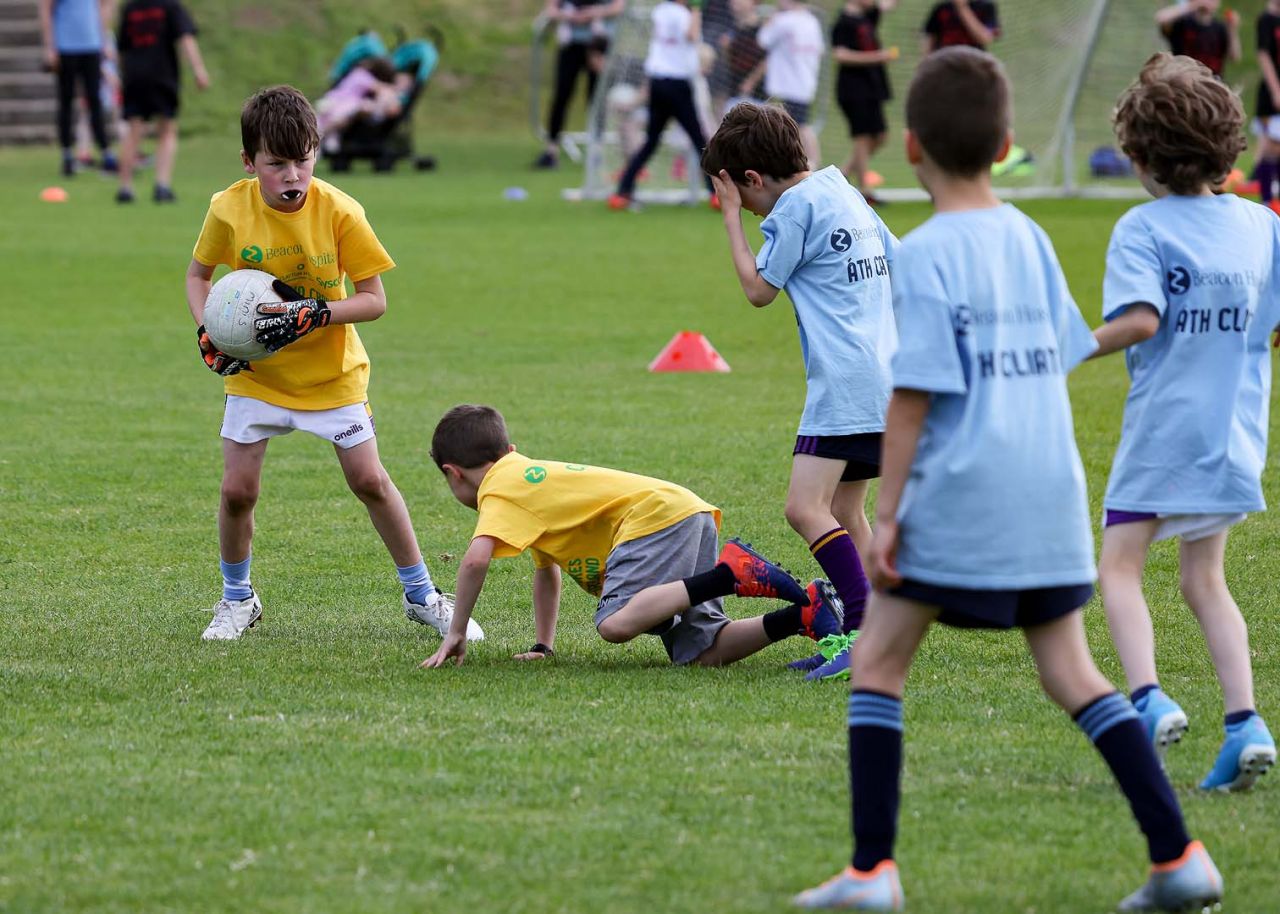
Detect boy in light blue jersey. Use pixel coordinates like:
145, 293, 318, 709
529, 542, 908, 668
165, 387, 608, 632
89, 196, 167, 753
703, 103, 897, 681
1091, 53, 1279, 793
794, 48, 1222, 913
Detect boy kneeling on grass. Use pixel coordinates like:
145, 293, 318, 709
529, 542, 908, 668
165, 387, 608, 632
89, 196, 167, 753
420, 404, 842, 669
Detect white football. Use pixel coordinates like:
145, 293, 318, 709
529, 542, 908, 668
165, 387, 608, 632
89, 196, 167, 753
202, 269, 283, 362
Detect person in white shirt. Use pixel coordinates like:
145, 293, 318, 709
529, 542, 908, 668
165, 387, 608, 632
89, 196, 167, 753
757, 0, 824, 166
608, 0, 716, 208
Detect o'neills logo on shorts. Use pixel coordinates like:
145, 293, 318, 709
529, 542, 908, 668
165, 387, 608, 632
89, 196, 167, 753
334, 422, 365, 441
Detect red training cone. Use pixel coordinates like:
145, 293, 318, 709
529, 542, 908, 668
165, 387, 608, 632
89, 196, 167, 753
648, 331, 731, 373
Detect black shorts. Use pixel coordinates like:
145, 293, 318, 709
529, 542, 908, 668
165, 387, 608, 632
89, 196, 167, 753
794, 433, 882, 481
122, 79, 179, 120
838, 95, 886, 137
1259, 82, 1278, 119
889, 578, 1095, 630
780, 99, 812, 126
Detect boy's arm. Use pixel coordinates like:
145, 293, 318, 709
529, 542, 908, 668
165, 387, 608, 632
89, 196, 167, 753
185, 258, 214, 325
1153, 2, 1187, 29
38, 0, 56, 70
515, 563, 562, 660
739, 58, 767, 95
188, 258, 249, 376
833, 46, 897, 65
709, 171, 781, 307
867, 389, 930, 591
421, 536, 496, 669
178, 34, 210, 89
255, 274, 387, 353
1087, 303, 1160, 359
952, 0, 995, 47
98, 0, 115, 60
1225, 9, 1241, 63
1262, 47, 1280, 104
577, 0, 624, 21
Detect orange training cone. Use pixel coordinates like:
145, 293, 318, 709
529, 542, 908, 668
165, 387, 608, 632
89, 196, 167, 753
648, 331, 731, 373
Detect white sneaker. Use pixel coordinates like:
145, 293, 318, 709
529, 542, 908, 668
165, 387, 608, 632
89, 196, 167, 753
403, 591, 484, 641
202, 592, 262, 640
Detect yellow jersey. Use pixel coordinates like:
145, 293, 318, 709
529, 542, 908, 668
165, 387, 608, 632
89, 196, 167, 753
473, 452, 720, 596
192, 177, 395, 410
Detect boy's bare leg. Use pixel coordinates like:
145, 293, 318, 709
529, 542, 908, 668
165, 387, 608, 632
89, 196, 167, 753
788, 456, 872, 632
1022, 610, 1115, 711
785, 454, 849, 542
1179, 531, 1255, 713
800, 124, 819, 171
1097, 520, 1161, 692
219, 438, 268, 563
831, 479, 872, 556
849, 591, 935, 694
118, 117, 144, 194
154, 117, 178, 189
335, 438, 422, 567
596, 581, 689, 642
694, 619, 772, 666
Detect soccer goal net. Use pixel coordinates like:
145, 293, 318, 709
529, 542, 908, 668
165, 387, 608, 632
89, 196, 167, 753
535, 0, 1171, 202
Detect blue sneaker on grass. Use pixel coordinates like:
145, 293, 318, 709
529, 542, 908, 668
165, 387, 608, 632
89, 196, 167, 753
805, 634, 855, 682
1134, 688, 1189, 762
1117, 840, 1223, 912
1199, 714, 1276, 792
793, 861, 904, 911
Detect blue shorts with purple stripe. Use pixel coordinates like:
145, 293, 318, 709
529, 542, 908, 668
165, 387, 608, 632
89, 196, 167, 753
889, 578, 1095, 630
794, 433, 882, 481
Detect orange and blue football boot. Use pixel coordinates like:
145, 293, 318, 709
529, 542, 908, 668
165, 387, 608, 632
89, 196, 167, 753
800, 579, 844, 641
717, 538, 808, 606
1117, 841, 1223, 912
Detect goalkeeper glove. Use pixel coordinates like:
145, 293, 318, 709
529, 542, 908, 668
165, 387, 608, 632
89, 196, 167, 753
197, 325, 248, 376
253, 279, 332, 353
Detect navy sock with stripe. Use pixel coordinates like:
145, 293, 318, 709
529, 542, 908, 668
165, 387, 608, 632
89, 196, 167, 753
848, 690, 904, 872
1074, 692, 1191, 864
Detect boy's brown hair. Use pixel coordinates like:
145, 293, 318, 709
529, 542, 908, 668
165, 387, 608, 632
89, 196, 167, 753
1112, 53, 1245, 195
701, 103, 808, 183
241, 85, 320, 160
431, 405, 511, 471
906, 46, 1010, 177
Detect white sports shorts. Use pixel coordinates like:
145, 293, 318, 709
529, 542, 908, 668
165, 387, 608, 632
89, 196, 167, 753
1252, 116, 1280, 142
221, 395, 376, 449
1150, 513, 1247, 544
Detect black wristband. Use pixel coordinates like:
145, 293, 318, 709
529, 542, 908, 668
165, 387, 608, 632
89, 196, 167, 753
530, 642, 555, 656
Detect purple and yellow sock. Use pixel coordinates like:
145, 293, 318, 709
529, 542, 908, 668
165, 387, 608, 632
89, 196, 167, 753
811, 527, 869, 633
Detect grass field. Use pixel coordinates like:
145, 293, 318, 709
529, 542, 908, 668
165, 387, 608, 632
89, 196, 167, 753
1, 134, 1278, 914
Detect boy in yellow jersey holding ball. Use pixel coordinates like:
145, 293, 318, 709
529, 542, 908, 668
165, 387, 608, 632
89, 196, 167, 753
184, 85, 476, 643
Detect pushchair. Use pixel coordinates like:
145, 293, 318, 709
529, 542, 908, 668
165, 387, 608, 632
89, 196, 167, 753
321, 27, 441, 173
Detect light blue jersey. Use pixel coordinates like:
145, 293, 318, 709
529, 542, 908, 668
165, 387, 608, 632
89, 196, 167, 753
1103, 194, 1280, 514
52, 0, 104, 53
756, 166, 898, 436
891, 205, 1097, 589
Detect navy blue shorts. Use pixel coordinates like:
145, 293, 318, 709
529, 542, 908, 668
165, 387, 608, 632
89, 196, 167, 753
889, 578, 1095, 630
794, 433, 882, 481
780, 99, 812, 125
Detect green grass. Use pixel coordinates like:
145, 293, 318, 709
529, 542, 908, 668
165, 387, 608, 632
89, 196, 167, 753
1, 134, 1278, 914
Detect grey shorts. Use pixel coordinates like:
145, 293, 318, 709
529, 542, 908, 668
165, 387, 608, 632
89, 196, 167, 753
594, 512, 730, 665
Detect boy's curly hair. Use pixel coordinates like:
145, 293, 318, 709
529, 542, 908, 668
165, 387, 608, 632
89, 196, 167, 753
1113, 53, 1245, 194
701, 103, 808, 183
431, 405, 511, 471
241, 85, 320, 160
